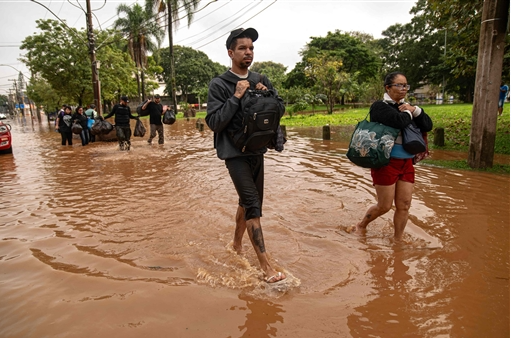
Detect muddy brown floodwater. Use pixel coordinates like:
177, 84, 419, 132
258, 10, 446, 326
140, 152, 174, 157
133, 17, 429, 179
0, 116, 509, 338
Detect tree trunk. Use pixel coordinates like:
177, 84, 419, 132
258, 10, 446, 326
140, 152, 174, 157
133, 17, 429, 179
167, 0, 178, 112
141, 70, 146, 101
135, 71, 141, 101
463, 87, 473, 103
468, 0, 509, 168
328, 87, 333, 114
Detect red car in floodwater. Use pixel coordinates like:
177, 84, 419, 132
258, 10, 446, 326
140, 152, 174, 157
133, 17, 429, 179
0, 121, 12, 154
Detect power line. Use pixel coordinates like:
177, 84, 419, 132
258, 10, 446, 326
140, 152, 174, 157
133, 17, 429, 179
44, 0, 52, 19
194, 0, 278, 49
29, 0, 89, 47
156, 0, 269, 46
176, 1, 261, 45
105, 0, 228, 50
175, 0, 231, 31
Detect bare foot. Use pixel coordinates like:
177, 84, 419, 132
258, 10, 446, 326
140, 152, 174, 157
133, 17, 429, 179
346, 224, 367, 236
264, 271, 286, 283
232, 244, 243, 255
392, 236, 411, 245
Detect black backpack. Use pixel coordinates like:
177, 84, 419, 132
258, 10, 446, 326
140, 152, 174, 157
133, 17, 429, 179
219, 72, 284, 152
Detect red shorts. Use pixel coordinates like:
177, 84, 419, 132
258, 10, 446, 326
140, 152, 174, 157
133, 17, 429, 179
370, 158, 415, 186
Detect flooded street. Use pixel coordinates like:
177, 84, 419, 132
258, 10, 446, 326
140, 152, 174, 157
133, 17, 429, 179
0, 116, 509, 338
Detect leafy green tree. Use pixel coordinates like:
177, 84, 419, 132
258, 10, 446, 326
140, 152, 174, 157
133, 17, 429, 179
194, 86, 209, 108
20, 19, 136, 108
283, 61, 314, 89
158, 45, 226, 102
303, 93, 327, 113
338, 72, 361, 104
409, 0, 510, 101
143, 56, 164, 95
285, 30, 381, 105
21, 20, 92, 106
278, 86, 308, 106
25, 76, 65, 114
305, 53, 345, 114
303, 30, 381, 84
250, 61, 287, 91
378, 21, 445, 92
146, 0, 200, 111
0, 95, 8, 107
289, 100, 308, 117
357, 76, 385, 103
114, 3, 164, 100
95, 30, 139, 104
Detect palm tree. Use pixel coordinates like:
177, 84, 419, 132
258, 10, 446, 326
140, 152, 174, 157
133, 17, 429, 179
145, 0, 200, 112
114, 3, 165, 100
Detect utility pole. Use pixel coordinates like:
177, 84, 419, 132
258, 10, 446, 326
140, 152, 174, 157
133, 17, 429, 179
18, 71, 38, 122
468, 0, 509, 168
442, 29, 446, 103
86, 0, 102, 115
9, 79, 24, 117
8, 89, 15, 115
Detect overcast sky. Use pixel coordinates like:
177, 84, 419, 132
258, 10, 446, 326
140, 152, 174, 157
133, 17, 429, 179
0, 0, 416, 97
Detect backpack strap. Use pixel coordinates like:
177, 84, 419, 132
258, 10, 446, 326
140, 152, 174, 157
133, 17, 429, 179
246, 72, 262, 89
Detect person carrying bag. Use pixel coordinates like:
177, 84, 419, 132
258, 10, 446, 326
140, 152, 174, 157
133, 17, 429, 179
349, 71, 433, 242
142, 95, 166, 144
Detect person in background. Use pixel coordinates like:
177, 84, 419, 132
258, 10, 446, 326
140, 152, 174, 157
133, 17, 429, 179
85, 104, 98, 142
103, 96, 139, 151
55, 105, 73, 146
58, 104, 66, 117
141, 94, 164, 145
498, 82, 509, 116
55, 104, 66, 129
72, 106, 89, 146
351, 71, 433, 241
205, 28, 286, 284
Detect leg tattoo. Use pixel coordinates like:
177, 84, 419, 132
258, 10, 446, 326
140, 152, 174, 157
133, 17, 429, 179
251, 226, 266, 253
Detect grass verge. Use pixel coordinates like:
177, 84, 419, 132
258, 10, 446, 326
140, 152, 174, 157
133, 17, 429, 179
181, 104, 510, 172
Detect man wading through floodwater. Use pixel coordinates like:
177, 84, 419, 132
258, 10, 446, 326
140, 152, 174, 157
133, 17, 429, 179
205, 28, 287, 283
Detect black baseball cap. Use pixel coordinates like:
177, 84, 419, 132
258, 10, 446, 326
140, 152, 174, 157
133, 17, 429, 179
154, 94, 161, 99
121, 96, 129, 103
226, 28, 258, 50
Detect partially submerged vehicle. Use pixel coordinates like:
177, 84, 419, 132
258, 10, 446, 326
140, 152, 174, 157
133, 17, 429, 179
0, 121, 13, 154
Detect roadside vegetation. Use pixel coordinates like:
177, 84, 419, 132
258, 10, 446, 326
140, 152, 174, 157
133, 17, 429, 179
190, 103, 510, 174
280, 103, 510, 153
7, 0, 508, 172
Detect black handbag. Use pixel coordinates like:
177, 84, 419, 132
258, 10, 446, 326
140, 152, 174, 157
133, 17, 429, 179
402, 122, 427, 154
347, 112, 399, 168
71, 122, 83, 134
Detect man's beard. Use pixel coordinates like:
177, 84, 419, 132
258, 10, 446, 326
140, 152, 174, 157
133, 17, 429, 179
239, 59, 252, 69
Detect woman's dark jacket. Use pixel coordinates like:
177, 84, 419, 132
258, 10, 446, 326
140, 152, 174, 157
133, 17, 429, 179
369, 100, 433, 136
